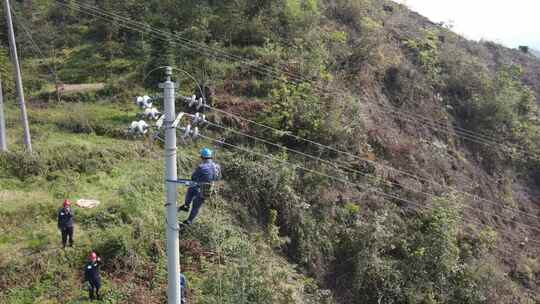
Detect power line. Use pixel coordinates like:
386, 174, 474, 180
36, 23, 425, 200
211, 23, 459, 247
30, 1, 538, 282
47, 1, 540, 229
56, 0, 292, 82
201, 117, 540, 235
16, 3, 539, 297
196, 132, 540, 247
372, 103, 537, 157
50, 0, 540, 230
60, 0, 539, 158
369, 104, 538, 159
378, 103, 498, 143
203, 103, 540, 223
57, 0, 538, 159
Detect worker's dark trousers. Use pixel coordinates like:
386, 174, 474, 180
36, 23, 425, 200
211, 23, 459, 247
88, 279, 101, 300
181, 290, 187, 304
61, 226, 74, 248
184, 187, 204, 224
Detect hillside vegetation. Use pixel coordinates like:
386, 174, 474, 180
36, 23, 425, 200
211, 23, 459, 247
531, 49, 540, 60
1, 0, 540, 303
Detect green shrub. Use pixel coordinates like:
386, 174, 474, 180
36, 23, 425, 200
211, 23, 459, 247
267, 209, 283, 248
262, 80, 343, 145
449, 65, 540, 170
403, 29, 442, 83
329, 0, 371, 30
513, 256, 539, 286
25, 231, 51, 253
93, 228, 131, 264
244, 78, 273, 97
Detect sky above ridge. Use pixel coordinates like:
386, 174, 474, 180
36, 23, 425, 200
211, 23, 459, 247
395, 0, 540, 50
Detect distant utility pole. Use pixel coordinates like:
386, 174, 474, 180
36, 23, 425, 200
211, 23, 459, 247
4, 0, 32, 152
0, 77, 6, 151
162, 66, 181, 304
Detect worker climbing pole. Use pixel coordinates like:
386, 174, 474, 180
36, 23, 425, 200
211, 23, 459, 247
177, 147, 221, 227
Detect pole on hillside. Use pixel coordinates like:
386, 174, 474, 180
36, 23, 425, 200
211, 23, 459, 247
4, 0, 31, 152
0, 77, 6, 151
162, 66, 181, 304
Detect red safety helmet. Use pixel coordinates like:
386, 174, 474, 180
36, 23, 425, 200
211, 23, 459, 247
63, 199, 71, 208
89, 252, 97, 262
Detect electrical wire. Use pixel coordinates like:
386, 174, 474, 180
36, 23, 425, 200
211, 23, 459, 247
196, 132, 540, 247
56, 0, 539, 164
58, 0, 539, 159
372, 103, 537, 157
371, 103, 499, 147
49, 1, 531, 239
201, 103, 540, 222
367, 104, 540, 162
200, 118, 540, 235
196, 131, 537, 258
19, 2, 539, 296
55, 0, 292, 82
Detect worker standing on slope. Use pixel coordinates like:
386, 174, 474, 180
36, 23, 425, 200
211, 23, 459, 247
178, 147, 221, 226
84, 251, 102, 301
57, 199, 74, 248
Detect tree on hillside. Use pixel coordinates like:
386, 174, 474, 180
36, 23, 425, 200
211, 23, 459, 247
144, 31, 173, 89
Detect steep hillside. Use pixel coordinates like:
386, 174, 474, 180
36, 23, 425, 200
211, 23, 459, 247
1, 0, 540, 303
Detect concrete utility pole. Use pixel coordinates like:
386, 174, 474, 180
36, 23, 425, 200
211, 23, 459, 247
0, 77, 6, 151
4, 0, 32, 152
162, 66, 181, 304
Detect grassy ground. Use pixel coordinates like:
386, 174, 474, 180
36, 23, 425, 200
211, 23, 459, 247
0, 102, 325, 303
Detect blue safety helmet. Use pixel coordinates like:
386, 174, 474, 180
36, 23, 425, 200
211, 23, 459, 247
200, 147, 213, 159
